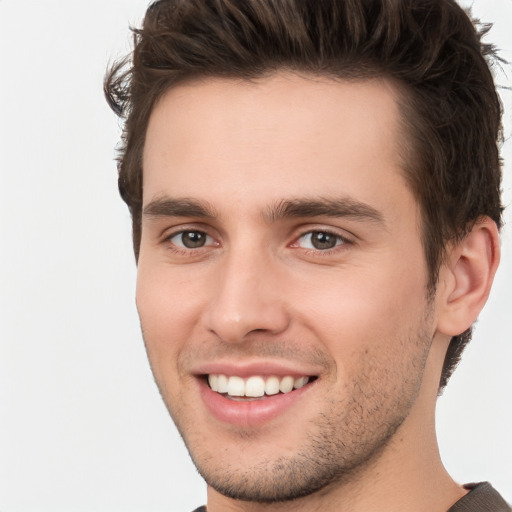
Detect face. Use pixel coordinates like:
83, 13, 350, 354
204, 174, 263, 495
137, 73, 438, 502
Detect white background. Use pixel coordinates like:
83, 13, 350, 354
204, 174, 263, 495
0, 1, 510, 511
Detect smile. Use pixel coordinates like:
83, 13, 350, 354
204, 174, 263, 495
199, 370, 318, 426
208, 374, 311, 398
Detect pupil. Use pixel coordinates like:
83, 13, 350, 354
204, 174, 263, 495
312, 232, 337, 250
182, 231, 205, 248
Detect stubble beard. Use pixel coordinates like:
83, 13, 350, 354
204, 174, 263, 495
190, 396, 413, 504
150, 304, 435, 504
171, 342, 432, 502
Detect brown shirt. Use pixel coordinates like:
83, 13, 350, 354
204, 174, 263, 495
448, 482, 511, 512
192, 482, 511, 511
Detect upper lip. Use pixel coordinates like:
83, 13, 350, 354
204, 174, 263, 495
193, 360, 321, 378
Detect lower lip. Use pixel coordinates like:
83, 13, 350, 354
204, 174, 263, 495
198, 379, 314, 428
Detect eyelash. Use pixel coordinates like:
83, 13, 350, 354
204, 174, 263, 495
163, 229, 218, 254
162, 228, 352, 256
291, 229, 351, 255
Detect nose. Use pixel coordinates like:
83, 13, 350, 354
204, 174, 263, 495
204, 249, 290, 343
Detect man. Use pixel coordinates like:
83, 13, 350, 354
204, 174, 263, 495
105, 0, 510, 510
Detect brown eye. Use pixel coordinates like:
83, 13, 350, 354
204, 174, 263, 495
297, 231, 345, 250
170, 231, 213, 249
311, 232, 338, 249
181, 231, 206, 248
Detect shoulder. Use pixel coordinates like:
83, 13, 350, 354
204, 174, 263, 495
448, 482, 511, 512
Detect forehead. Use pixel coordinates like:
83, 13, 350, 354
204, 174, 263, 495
142, 72, 410, 216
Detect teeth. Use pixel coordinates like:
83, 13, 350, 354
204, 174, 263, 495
208, 374, 218, 392
265, 376, 280, 396
217, 374, 228, 393
294, 376, 308, 389
245, 376, 266, 397
208, 374, 311, 397
227, 376, 245, 397
279, 376, 294, 393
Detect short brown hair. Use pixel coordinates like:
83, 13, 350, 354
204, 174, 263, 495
105, 0, 503, 389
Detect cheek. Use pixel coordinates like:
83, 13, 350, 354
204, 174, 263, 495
135, 263, 207, 380
137, 259, 208, 326
295, 266, 432, 412
290, 259, 430, 355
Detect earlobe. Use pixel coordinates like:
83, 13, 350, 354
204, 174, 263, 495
436, 217, 500, 337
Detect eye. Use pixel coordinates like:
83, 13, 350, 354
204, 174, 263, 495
168, 230, 216, 249
295, 231, 346, 250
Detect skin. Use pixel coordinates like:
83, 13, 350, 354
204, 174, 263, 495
136, 73, 499, 511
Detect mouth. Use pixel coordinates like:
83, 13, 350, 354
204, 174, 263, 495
206, 374, 316, 400
196, 363, 320, 426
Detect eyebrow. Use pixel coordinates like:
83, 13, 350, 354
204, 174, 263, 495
143, 197, 218, 219
263, 197, 386, 226
143, 195, 385, 226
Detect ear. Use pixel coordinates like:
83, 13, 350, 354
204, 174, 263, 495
436, 217, 501, 336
